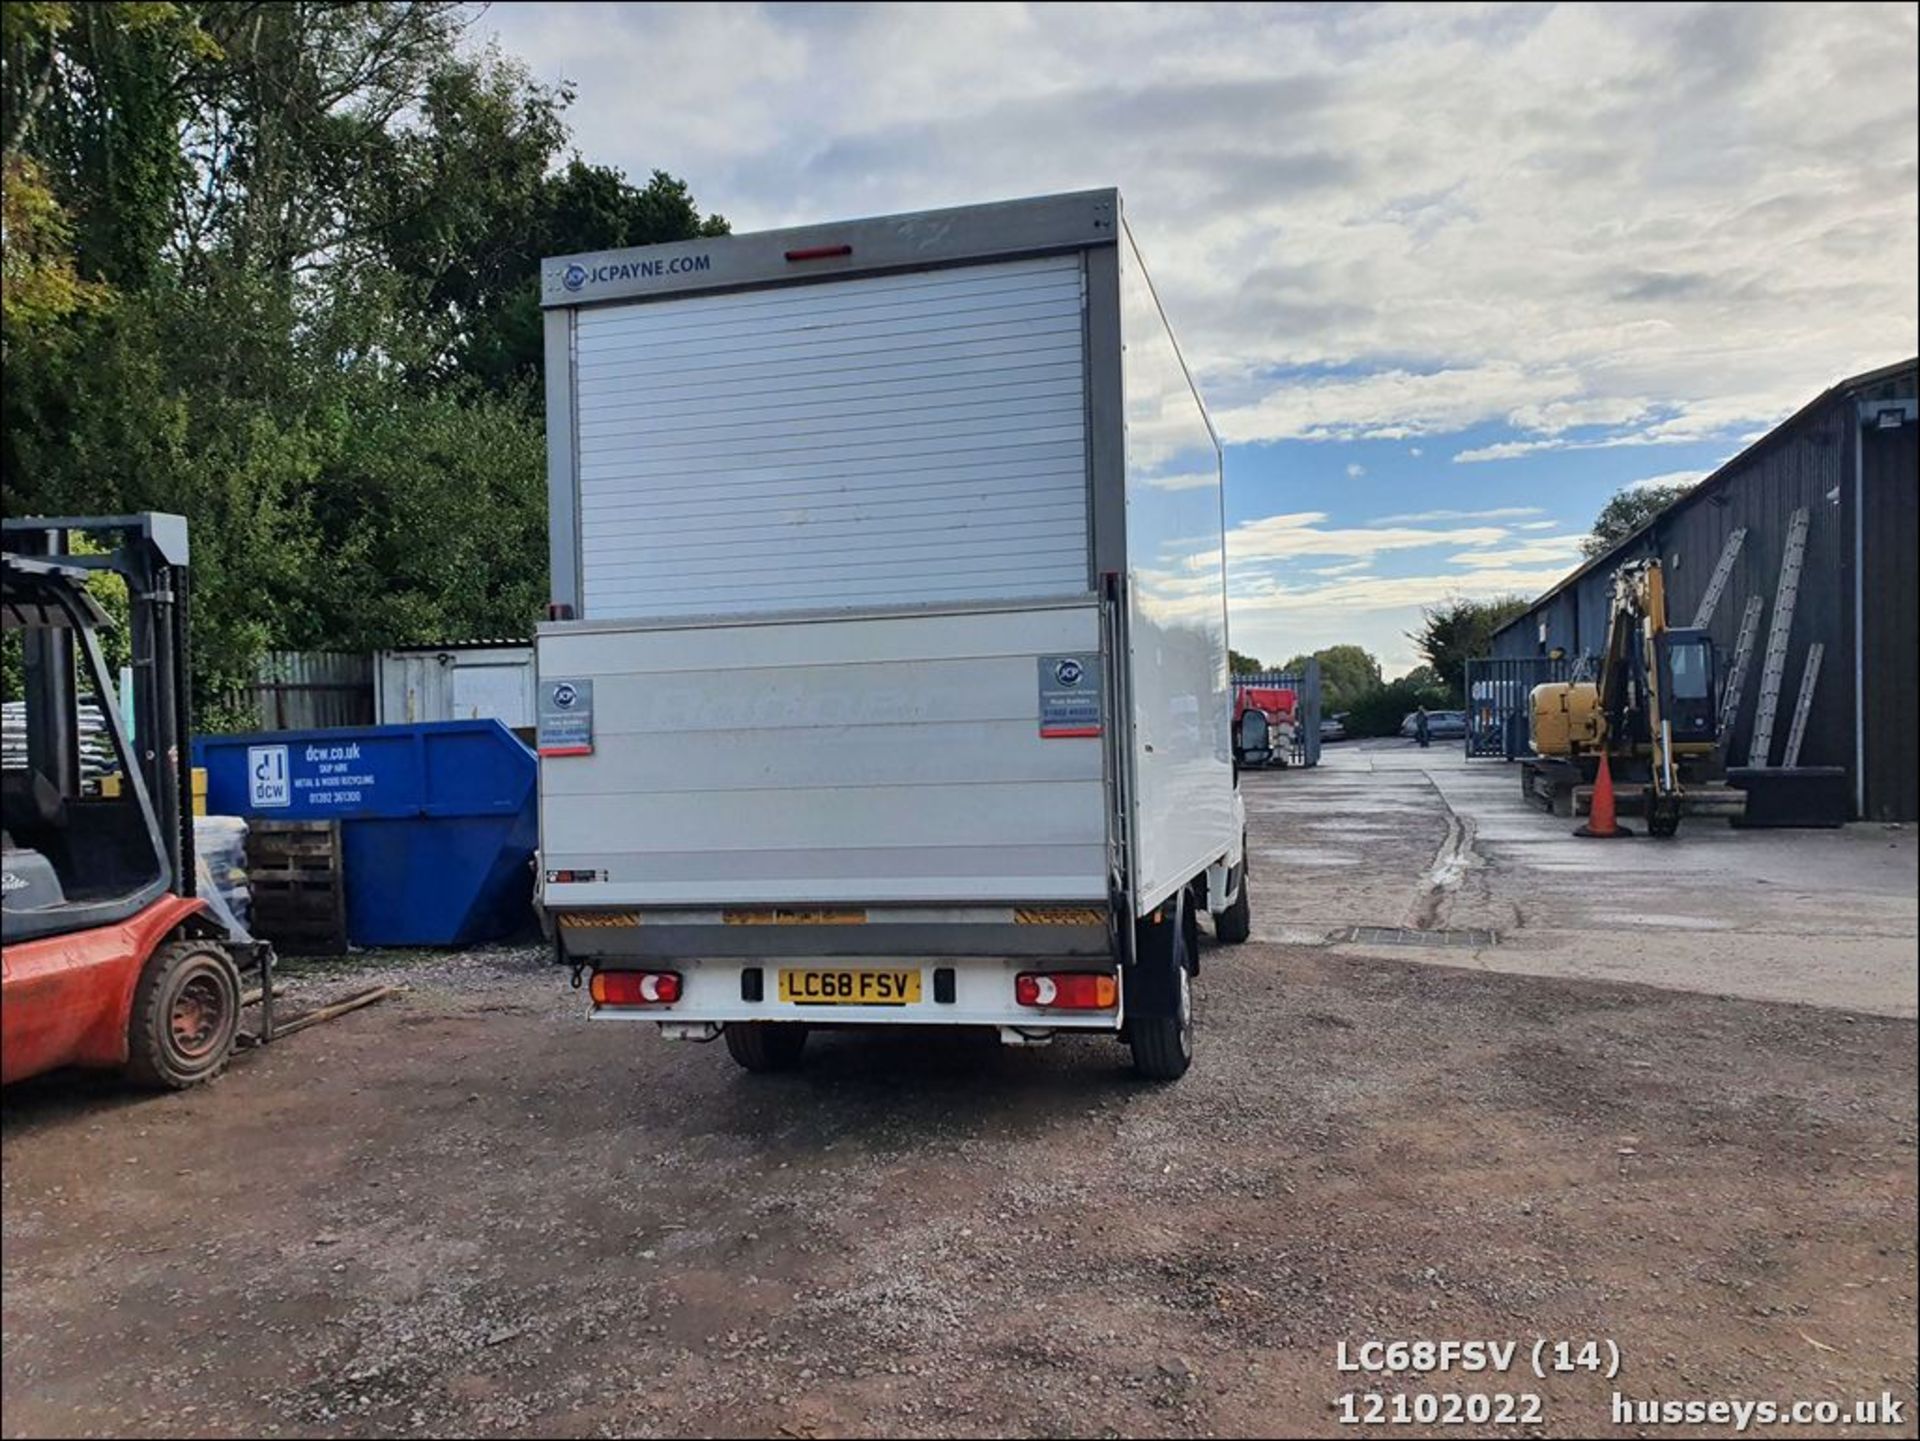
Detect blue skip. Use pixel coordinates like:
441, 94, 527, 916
195, 720, 537, 947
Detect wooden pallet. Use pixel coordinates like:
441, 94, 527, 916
246, 819, 347, 954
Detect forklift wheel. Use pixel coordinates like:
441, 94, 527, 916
126, 940, 242, 1089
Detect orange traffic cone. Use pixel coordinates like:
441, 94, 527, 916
1575, 750, 1632, 837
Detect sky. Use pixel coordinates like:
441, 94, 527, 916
481, 1, 1919, 674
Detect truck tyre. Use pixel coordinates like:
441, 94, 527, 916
125, 940, 241, 1090
724, 1022, 809, 1072
1129, 901, 1194, 1082
1214, 856, 1252, 944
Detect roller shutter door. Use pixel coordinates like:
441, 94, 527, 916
571, 254, 1090, 619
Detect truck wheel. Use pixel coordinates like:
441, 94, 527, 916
1214, 858, 1252, 944
724, 1023, 809, 1072
1129, 903, 1194, 1082
125, 940, 241, 1090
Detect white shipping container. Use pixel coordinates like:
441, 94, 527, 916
374, 645, 536, 729
536, 190, 1249, 1079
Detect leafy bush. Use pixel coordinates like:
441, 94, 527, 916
1344, 677, 1455, 738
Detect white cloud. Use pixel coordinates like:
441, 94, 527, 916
1516, 519, 1561, 531
1345, 462, 1366, 478
1214, 362, 1588, 445
488, 5, 1917, 463
1228, 564, 1574, 675
1226, 563, 1576, 674
1452, 438, 1571, 463
1409, 447, 1424, 457
1140, 469, 1221, 492
480, 2, 1918, 663
1447, 535, 1588, 567
1219, 512, 1510, 567
1231, 566, 1571, 613
1372, 506, 1545, 524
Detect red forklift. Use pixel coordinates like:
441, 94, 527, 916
3, 513, 272, 1088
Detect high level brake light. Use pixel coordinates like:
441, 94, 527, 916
784, 243, 852, 261
590, 971, 683, 1006
1015, 972, 1118, 1010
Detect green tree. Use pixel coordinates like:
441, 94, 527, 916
2, 0, 728, 728
1583, 481, 1695, 557
1345, 674, 1455, 738
1280, 644, 1382, 711
1229, 648, 1264, 675
1411, 596, 1531, 700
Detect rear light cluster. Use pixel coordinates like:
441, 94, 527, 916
1015, 972, 1117, 1010
590, 970, 682, 1006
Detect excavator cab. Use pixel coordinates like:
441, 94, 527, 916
1655, 627, 1718, 747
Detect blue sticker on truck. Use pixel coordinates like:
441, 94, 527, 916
538, 679, 594, 757
1038, 655, 1102, 738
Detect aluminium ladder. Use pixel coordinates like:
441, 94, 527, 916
1781, 642, 1824, 770
1745, 507, 1810, 768
1718, 594, 1765, 745
1691, 526, 1747, 629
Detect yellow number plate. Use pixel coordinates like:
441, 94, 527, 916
777, 969, 921, 1006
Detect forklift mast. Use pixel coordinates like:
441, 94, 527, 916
1, 513, 195, 898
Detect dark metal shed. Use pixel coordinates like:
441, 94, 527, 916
1490, 357, 1919, 820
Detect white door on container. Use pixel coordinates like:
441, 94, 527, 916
451, 665, 532, 727
571, 253, 1091, 619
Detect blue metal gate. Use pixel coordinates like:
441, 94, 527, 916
1464, 656, 1571, 759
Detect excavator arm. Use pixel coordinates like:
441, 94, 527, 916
1594, 560, 1716, 836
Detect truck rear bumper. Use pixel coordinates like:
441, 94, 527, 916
583, 956, 1124, 1032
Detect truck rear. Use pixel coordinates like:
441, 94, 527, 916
535, 189, 1249, 1079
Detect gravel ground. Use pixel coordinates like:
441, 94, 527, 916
4, 918, 1915, 1438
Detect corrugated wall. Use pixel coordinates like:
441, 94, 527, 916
1639, 394, 1854, 772
1489, 361, 1919, 815
1862, 405, 1919, 819
1510, 399, 1853, 769
248, 651, 373, 731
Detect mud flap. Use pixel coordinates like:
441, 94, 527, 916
1124, 891, 1185, 1020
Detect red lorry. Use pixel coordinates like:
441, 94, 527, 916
1233, 686, 1299, 768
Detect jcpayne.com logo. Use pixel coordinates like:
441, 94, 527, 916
561, 263, 588, 292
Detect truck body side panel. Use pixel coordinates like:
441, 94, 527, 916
1115, 221, 1235, 914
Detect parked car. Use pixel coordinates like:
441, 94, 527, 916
1320, 712, 1348, 743
1401, 709, 1467, 740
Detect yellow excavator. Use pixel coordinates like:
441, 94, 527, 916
1523, 558, 1719, 836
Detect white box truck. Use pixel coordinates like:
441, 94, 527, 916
534, 189, 1250, 1079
